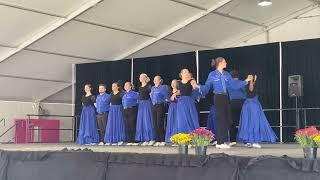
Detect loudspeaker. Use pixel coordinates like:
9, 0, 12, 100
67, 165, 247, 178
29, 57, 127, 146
288, 75, 303, 97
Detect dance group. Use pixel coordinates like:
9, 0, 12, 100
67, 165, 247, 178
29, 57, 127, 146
77, 57, 277, 149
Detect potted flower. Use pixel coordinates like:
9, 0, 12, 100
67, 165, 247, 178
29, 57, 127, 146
295, 126, 320, 159
170, 133, 192, 154
190, 128, 214, 156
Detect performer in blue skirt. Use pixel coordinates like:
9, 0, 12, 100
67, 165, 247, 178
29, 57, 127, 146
175, 69, 200, 133
104, 82, 126, 145
77, 84, 99, 145
165, 79, 178, 143
206, 103, 217, 134
135, 73, 155, 146
237, 75, 278, 148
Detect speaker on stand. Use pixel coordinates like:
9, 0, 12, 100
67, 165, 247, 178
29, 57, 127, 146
288, 75, 303, 130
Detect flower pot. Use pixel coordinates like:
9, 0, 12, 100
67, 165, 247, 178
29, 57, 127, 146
303, 147, 317, 159
195, 146, 207, 156
178, 145, 188, 155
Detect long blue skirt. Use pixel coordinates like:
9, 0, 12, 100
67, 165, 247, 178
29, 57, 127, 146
238, 96, 278, 143
175, 96, 200, 133
77, 106, 99, 144
104, 105, 126, 143
165, 102, 177, 142
135, 100, 155, 141
206, 105, 217, 134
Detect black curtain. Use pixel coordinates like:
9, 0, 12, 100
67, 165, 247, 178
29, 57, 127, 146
2, 150, 320, 180
198, 43, 280, 137
133, 52, 196, 86
75, 59, 131, 116
73, 39, 320, 143
282, 38, 320, 142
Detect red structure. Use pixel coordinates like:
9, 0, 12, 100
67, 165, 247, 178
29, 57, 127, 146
15, 119, 60, 144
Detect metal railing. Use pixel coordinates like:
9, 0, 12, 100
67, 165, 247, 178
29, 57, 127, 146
26, 114, 78, 143
0, 123, 16, 143
1, 108, 319, 144
0, 114, 82, 144
199, 107, 320, 143
0, 118, 5, 126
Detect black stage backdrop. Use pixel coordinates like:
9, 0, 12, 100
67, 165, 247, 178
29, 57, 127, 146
282, 38, 320, 142
74, 39, 320, 142
75, 59, 131, 116
133, 52, 197, 86
198, 43, 280, 137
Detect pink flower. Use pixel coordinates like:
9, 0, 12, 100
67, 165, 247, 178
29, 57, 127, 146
295, 126, 320, 137
191, 128, 214, 138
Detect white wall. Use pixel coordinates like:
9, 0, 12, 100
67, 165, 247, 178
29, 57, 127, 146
0, 101, 34, 142
0, 100, 73, 143
40, 103, 74, 142
235, 8, 320, 47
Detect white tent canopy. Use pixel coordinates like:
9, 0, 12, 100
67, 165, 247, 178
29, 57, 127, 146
0, 0, 319, 103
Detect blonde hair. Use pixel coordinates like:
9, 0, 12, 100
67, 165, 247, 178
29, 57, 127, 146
171, 79, 178, 89
212, 57, 225, 68
155, 75, 163, 84
140, 73, 150, 83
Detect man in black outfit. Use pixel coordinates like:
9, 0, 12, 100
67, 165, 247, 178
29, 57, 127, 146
228, 70, 246, 146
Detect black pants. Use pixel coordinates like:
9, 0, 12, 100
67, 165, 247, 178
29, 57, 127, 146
214, 94, 232, 144
123, 106, 138, 143
97, 112, 108, 142
152, 103, 166, 142
230, 99, 245, 142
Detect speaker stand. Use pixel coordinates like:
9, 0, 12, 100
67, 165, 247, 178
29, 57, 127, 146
295, 96, 300, 130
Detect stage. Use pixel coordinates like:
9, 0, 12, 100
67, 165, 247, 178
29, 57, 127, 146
0, 143, 319, 180
0, 143, 308, 158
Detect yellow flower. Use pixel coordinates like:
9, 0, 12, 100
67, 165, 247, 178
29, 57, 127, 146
170, 133, 192, 145
313, 135, 320, 142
